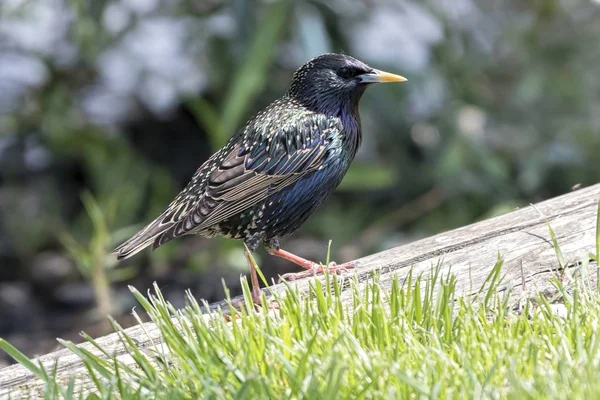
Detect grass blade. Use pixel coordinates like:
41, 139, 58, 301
0, 339, 47, 381
596, 199, 600, 263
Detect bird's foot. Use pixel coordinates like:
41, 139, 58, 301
257, 300, 280, 310
250, 292, 280, 310
279, 261, 356, 282
242, 245, 280, 310
224, 298, 279, 321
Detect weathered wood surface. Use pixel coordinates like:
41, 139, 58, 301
1, 183, 599, 397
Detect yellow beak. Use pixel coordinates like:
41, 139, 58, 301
358, 69, 407, 83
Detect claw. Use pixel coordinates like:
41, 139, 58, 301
278, 261, 356, 282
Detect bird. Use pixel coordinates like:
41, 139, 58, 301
113, 53, 406, 304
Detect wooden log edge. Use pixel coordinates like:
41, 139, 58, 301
1, 183, 599, 397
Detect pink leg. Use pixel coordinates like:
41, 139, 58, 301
242, 248, 281, 309
243, 249, 262, 305
266, 248, 356, 281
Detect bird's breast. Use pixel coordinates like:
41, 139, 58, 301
255, 160, 350, 239
337, 108, 362, 160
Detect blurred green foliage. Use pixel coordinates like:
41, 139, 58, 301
192, 0, 292, 147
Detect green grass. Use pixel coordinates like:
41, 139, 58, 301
1, 198, 600, 399
1, 266, 599, 399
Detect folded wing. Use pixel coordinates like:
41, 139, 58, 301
113, 113, 339, 259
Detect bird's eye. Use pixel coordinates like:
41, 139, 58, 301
337, 66, 353, 78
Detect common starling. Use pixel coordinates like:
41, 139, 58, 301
113, 53, 406, 304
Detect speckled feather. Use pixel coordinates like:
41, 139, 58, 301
113, 54, 374, 259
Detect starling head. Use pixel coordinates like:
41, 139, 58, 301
287, 53, 406, 114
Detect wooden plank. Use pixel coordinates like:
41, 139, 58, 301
1, 183, 599, 397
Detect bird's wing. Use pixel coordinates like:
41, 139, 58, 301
111, 152, 221, 260
152, 117, 339, 247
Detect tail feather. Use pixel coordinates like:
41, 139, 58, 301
112, 218, 175, 260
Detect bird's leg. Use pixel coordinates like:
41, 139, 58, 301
242, 236, 280, 309
266, 240, 355, 282
243, 248, 262, 305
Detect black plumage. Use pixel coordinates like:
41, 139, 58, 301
113, 53, 406, 303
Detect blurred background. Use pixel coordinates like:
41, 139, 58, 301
1, 0, 600, 365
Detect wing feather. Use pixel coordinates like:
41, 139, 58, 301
114, 110, 341, 257
156, 121, 336, 244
